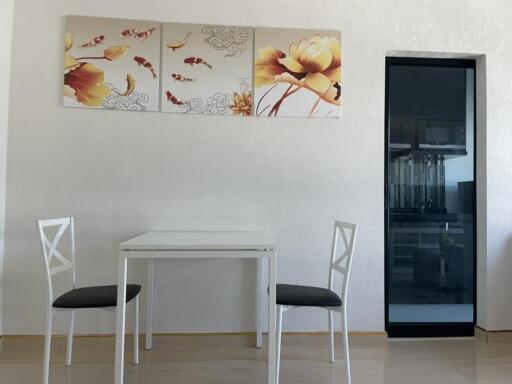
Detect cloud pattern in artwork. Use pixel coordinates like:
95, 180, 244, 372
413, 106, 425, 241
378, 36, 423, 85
201, 25, 252, 57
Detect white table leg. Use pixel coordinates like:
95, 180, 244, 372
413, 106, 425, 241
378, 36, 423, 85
256, 258, 263, 348
268, 253, 277, 384
114, 254, 128, 384
145, 259, 155, 350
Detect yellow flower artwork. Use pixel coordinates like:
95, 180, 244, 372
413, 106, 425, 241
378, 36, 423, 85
254, 28, 342, 118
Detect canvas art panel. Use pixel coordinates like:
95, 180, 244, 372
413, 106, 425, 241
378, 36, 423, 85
62, 16, 342, 119
64, 16, 161, 111
161, 23, 253, 116
254, 27, 341, 118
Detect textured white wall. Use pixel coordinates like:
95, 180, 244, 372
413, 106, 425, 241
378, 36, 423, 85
0, 0, 14, 336
3, 0, 511, 335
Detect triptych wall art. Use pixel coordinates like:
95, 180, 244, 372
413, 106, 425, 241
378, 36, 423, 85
63, 16, 341, 118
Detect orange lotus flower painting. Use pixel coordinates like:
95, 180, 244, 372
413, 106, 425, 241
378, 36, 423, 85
254, 28, 341, 118
63, 16, 161, 111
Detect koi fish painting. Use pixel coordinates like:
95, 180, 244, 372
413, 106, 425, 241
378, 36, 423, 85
183, 56, 213, 70
121, 27, 156, 41
120, 28, 136, 38
165, 90, 186, 105
161, 22, 253, 116
79, 35, 104, 48
133, 56, 158, 79
63, 16, 161, 112
116, 74, 135, 96
171, 73, 195, 82
166, 32, 191, 51
135, 28, 156, 40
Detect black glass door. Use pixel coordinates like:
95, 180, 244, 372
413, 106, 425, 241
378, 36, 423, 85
385, 58, 476, 337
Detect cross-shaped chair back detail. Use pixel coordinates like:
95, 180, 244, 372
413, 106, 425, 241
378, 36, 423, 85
328, 220, 358, 305
37, 217, 76, 303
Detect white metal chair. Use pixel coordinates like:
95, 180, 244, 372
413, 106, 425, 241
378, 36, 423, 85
37, 217, 141, 384
275, 220, 358, 384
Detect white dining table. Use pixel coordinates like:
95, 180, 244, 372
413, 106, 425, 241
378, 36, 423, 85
114, 231, 277, 384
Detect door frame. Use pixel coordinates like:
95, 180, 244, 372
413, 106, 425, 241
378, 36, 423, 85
384, 57, 477, 338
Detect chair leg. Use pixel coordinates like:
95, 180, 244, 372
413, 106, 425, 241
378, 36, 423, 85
133, 295, 139, 365
66, 310, 75, 366
342, 306, 351, 384
43, 307, 53, 384
328, 310, 335, 363
276, 305, 283, 384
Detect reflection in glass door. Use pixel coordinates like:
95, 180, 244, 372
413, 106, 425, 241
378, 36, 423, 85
385, 58, 476, 337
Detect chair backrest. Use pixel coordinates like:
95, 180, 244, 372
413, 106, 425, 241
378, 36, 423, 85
37, 217, 76, 304
328, 220, 358, 305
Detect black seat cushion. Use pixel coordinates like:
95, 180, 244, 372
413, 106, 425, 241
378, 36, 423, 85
276, 284, 342, 307
53, 284, 141, 309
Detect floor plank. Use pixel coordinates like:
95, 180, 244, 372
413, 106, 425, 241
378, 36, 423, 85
1, 334, 512, 383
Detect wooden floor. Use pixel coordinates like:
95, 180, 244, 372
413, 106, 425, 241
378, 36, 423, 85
1, 333, 512, 383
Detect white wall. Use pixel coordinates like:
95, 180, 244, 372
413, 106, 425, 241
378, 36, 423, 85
3, 0, 512, 335
0, 0, 14, 336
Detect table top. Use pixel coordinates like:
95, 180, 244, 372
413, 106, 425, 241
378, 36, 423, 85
120, 231, 275, 251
